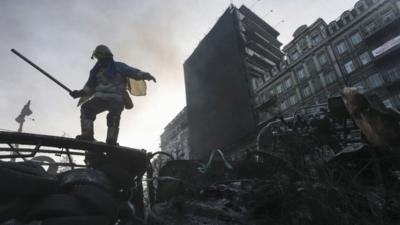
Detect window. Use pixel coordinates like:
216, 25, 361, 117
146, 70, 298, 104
302, 86, 312, 98
299, 39, 308, 51
311, 33, 322, 46
254, 77, 264, 88
359, 52, 371, 65
306, 58, 317, 75
336, 41, 348, 55
312, 77, 323, 91
344, 60, 356, 74
264, 72, 271, 82
318, 53, 329, 66
350, 32, 363, 45
343, 15, 351, 24
269, 89, 275, 95
288, 94, 298, 105
324, 71, 337, 85
365, 21, 376, 33
276, 83, 284, 94
387, 67, 400, 81
356, 4, 365, 13
367, 73, 384, 88
284, 78, 292, 89
281, 101, 288, 110
296, 67, 306, 80
382, 9, 395, 23
291, 49, 300, 61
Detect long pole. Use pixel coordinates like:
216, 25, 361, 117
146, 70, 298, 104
11, 49, 72, 93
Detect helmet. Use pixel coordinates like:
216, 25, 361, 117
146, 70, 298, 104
91, 45, 113, 59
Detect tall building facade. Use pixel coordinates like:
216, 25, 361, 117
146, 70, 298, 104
256, 0, 400, 125
159, 107, 190, 160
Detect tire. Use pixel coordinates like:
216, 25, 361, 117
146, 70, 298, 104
0, 198, 31, 223
96, 164, 134, 190
40, 216, 110, 225
58, 169, 113, 192
0, 167, 58, 196
72, 185, 118, 219
25, 194, 84, 221
0, 161, 47, 177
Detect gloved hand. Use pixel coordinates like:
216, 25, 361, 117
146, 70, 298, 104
143, 73, 156, 83
70, 90, 85, 99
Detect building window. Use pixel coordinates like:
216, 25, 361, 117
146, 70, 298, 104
281, 101, 288, 110
291, 49, 300, 61
264, 72, 271, 82
382, 9, 395, 23
356, 4, 365, 13
318, 53, 329, 66
288, 94, 298, 106
276, 83, 284, 94
284, 78, 292, 89
365, 21, 376, 33
296, 67, 306, 81
359, 52, 371, 65
269, 89, 275, 95
253, 77, 263, 89
336, 41, 348, 55
311, 33, 322, 46
344, 60, 356, 74
343, 15, 352, 24
324, 71, 337, 85
302, 85, 312, 98
367, 73, 384, 88
350, 32, 363, 46
299, 39, 308, 51
386, 67, 400, 81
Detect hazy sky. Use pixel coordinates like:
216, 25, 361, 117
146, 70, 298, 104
0, 0, 357, 152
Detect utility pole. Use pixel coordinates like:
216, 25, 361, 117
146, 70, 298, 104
11, 100, 33, 161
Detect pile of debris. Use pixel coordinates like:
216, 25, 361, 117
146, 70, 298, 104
0, 162, 144, 225
148, 89, 400, 225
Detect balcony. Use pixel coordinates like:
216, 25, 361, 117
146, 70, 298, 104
364, 16, 400, 44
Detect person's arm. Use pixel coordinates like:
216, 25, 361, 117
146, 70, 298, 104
70, 73, 96, 99
119, 63, 156, 82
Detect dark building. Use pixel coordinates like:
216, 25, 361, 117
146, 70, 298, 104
183, 5, 283, 159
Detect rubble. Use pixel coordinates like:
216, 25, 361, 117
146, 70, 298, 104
147, 90, 400, 225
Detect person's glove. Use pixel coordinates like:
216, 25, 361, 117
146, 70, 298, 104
143, 73, 156, 83
70, 90, 85, 99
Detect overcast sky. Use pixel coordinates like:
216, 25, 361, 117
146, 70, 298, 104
0, 0, 357, 151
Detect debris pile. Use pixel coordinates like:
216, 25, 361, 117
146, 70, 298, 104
148, 90, 400, 225
0, 162, 143, 225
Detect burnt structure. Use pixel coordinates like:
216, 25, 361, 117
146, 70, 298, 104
183, 5, 283, 159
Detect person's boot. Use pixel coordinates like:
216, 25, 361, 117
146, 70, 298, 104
76, 119, 95, 141
106, 126, 119, 145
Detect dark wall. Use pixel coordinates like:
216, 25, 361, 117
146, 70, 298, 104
184, 9, 256, 159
